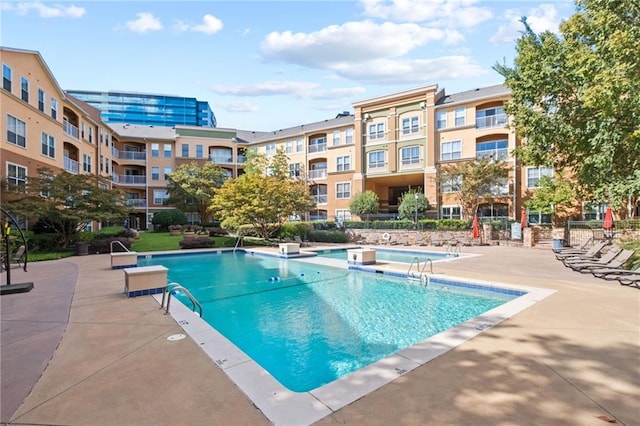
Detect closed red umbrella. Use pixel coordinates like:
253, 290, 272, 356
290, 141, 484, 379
520, 209, 527, 229
603, 206, 614, 230
472, 215, 480, 239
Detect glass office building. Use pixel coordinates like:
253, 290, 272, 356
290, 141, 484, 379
67, 90, 216, 127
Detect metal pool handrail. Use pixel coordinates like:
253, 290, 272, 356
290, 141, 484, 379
110, 240, 130, 253
161, 282, 203, 317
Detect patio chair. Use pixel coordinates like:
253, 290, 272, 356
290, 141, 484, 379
591, 264, 640, 280
567, 249, 634, 273
618, 273, 640, 288
563, 246, 620, 268
556, 241, 607, 262
554, 237, 592, 255
10, 245, 26, 267
294, 236, 310, 247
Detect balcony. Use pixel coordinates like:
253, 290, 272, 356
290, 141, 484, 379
63, 156, 79, 173
312, 195, 328, 205
476, 114, 508, 129
308, 169, 327, 180
125, 199, 147, 208
63, 121, 79, 139
237, 155, 247, 164
308, 143, 327, 154
114, 174, 146, 185
120, 151, 146, 161
477, 149, 509, 161
210, 154, 233, 164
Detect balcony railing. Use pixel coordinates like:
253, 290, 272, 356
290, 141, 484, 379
308, 169, 327, 180
312, 194, 328, 204
120, 151, 146, 161
114, 174, 146, 185
476, 114, 508, 129
308, 143, 327, 154
125, 199, 147, 208
210, 154, 233, 164
112, 147, 119, 158
63, 156, 79, 173
476, 149, 509, 161
237, 155, 246, 164
63, 121, 79, 139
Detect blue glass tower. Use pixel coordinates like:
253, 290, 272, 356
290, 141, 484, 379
66, 90, 216, 127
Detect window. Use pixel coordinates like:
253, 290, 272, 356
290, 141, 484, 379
38, 88, 45, 112
526, 166, 553, 188
309, 136, 326, 153
583, 203, 608, 221
88, 127, 93, 143
20, 76, 29, 102
181, 144, 189, 157
368, 122, 385, 140
310, 184, 328, 204
41, 132, 55, 158
81, 122, 86, 139
336, 155, 351, 172
401, 116, 419, 135
151, 143, 159, 157
2, 64, 11, 92
527, 210, 552, 225
345, 128, 353, 144
441, 140, 461, 161
309, 210, 328, 221
265, 143, 275, 156
476, 107, 507, 129
441, 206, 461, 219
153, 190, 169, 205
436, 110, 447, 129
476, 140, 508, 161
7, 115, 26, 147
163, 144, 172, 158
335, 209, 351, 222
7, 163, 27, 189
336, 182, 351, 199
83, 154, 92, 173
296, 138, 303, 152
332, 130, 340, 146
163, 167, 172, 180
289, 163, 301, 177
51, 98, 57, 119
285, 140, 292, 154
401, 146, 420, 165
196, 144, 203, 158
441, 175, 462, 193
454, 107, 465, 126
368, 150, 385, 169
151, 167, 160, 180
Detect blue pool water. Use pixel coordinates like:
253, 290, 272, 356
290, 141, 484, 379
139, 251, 523, 392
315, 247, 450, 263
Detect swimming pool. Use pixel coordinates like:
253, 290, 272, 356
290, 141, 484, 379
314, 247, 452, 263
139, 251, 522, 392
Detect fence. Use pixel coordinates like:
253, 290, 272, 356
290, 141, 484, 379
567, 220, 640, 247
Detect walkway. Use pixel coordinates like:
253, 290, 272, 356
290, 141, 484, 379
1, 245, 639, 425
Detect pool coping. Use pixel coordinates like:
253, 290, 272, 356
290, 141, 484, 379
150, 250, 555, 426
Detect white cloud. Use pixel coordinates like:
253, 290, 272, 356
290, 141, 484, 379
223, 100, 259, 113
3, 2, 85, 18
210, 81, 319, 97
333, 56, 487, 84
261, 20, 462, 68
361, 0, 492, 28
490, 4, 562, 44
125, 12, 163, 34
176, 14, 223, 35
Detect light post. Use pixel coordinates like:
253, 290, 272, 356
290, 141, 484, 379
414, 193, 419, 229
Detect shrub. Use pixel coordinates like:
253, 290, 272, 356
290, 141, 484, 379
27, 232, 63, 253
436, 219, 468, 230
152, 210, 188, 231
179, 236, 215, 249
116, 228, 138, 239
89, 236, 132, 254
281, 222, 314, 239
308, 230, 349, 243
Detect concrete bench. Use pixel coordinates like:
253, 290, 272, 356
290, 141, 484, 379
111, 251, 138, 269
348, 248, 376, 265
123, 265, 168, 298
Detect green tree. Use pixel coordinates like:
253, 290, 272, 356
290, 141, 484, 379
524, 173, 577, 226
210, 149, 315, 239
438, 159, 511, 220
494, 0, 640, 213
398, 188, 429, 222
165, 162, 227, 224
349, 190, 379, 220
4, 168, 129, 248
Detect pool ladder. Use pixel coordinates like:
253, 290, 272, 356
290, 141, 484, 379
445, 244, 461, 257
407, 257, 433, 286
160, 282, 203, 317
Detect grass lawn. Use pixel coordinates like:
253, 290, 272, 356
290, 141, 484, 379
131, 232, 242, 252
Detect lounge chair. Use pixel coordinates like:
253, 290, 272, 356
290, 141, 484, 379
557, 241, 607, 262
554, 238, 592, 255
294, 236, 310, 247
591, 264, 640, 280
414, 233, 426, 246
618, 274, 640, 288
397, 235, 409, 246
1, 245, 26, 271
567, 249, 634, 273
430, 233, 444, 247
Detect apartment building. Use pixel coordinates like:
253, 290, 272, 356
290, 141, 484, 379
6, 46, 603, 231
1, 47, 115, 229
67, 90, 216, 128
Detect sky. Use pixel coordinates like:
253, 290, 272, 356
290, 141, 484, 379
1, 0, 576, 131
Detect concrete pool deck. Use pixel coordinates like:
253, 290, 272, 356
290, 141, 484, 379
2, 245, 639, 425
